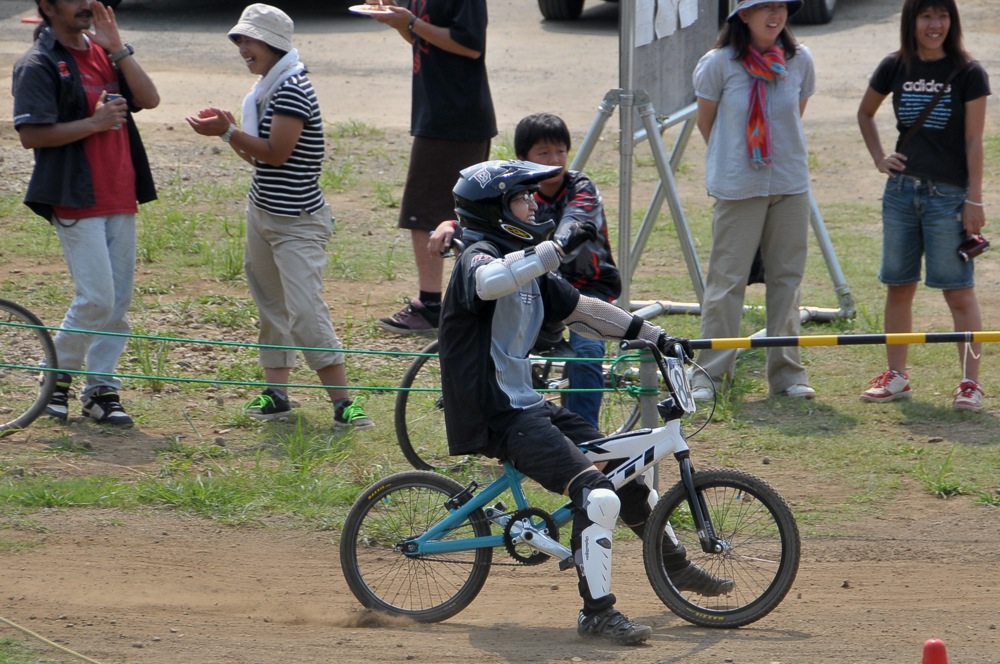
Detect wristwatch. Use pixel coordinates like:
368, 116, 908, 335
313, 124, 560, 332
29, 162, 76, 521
220, 124, 237, 144
109, 43, 134, 64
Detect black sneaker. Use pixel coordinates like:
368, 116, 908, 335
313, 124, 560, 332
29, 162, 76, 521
669, 562, 734, 596
376, 298, 439, 336
42, 372, 73, 421
577, 608, 652, 646
81, 389, 134, 427
243, 388, 292, 421
333, 396, 375, 430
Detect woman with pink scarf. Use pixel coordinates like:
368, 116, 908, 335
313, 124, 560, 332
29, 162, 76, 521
690, 0, 816, 402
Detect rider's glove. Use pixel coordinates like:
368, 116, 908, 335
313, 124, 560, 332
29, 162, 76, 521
554, 221, 598, 255
657, 333, 694, 362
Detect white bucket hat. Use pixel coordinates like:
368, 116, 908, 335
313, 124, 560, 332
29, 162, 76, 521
228, 3, 294, 52
727, 0, 804, 22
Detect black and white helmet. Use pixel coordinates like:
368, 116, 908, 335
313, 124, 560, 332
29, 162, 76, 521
453, 160, 561, 249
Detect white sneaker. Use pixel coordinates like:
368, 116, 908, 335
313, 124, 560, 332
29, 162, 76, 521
952, 380, 984, 412
783, 384, 816, 399
691, 386, 715, 402
861, 370, 911, 403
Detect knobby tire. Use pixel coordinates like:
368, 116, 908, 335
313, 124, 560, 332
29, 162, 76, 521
0, 299, 57, 438
339, 471, 493, 623
642, 468, 800, 628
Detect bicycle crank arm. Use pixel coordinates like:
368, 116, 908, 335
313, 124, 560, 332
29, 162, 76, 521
515, 525, 573, 562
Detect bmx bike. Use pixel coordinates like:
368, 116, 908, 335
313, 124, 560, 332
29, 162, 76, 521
0, 298, 58, 438
341, 339, 800, 628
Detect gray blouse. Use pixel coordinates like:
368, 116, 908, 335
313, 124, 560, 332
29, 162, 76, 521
694, 43, 815, 200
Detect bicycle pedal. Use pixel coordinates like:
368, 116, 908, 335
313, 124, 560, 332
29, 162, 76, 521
558, 555, 576, 571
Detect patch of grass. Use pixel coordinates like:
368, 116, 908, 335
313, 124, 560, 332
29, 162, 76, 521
0, 637, 51, 664
915, 447, 968, 499
128, 323, 171, 393
195, 295, 257, 328
0, 476, 129, 509
0, 536, 39, 553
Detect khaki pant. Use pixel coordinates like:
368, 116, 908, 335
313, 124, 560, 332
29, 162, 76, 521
692, 193, 810, 395
245, 203, 345, 370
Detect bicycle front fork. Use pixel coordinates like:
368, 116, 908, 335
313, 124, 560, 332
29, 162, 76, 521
677, 452, 727, 554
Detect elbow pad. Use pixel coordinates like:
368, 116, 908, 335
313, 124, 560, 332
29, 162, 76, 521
476, 241, 563, 301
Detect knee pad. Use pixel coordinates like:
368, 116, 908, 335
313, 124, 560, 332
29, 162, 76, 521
576, 487, 619, 602
583, 487, 621, 530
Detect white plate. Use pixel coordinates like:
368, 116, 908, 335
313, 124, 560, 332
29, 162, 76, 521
348, 4, 394, 16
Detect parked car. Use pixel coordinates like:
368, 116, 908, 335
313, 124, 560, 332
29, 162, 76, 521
537, 0, 837, 25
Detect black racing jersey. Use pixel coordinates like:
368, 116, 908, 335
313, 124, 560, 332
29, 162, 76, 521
439, 240, 580, 455
535, 171, 621, 302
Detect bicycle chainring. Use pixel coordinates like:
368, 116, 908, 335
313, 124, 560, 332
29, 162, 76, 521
502, 507, 560, 566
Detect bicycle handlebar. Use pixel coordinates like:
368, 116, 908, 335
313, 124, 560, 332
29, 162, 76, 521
440, 237, 467, 258
619, 338, 696, 415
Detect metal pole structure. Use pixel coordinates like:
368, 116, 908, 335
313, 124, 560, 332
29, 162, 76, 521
618, 0, 637, 312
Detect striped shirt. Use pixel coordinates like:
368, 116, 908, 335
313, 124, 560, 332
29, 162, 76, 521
250, 73, 326, 216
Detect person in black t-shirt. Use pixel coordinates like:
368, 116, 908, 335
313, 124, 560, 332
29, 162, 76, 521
369, 1, 497, 337
437, 160, 733, 646
857, 0, 990, 412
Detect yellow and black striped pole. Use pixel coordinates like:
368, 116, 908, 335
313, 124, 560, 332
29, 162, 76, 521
689, 331, 1000, 350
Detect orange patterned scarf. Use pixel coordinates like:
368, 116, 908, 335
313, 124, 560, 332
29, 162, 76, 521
742, 43, 787, 167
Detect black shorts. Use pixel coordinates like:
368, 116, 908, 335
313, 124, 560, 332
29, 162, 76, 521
488, 401, 601, 495
398, 136, 491, 231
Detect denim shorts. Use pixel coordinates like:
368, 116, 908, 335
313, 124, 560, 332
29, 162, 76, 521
879, 174, 973, 290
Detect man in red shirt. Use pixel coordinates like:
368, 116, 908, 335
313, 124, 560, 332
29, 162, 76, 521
13, 0, 159, 425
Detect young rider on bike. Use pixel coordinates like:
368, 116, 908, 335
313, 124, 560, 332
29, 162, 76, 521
437, 160, 733, 645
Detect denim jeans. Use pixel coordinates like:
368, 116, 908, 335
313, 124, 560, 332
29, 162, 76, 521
567, 330, 606, 429
52, 214, 136, 400
880, 174, 972, 289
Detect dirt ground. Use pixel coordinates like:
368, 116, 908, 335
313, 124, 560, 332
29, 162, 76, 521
1, 1, 1000, 663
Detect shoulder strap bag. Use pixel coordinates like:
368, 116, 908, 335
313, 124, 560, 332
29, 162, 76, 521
896, 63, 967, 153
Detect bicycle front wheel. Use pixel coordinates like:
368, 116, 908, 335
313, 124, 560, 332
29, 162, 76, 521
643, 468, 800, 628
339, 471, 494, 623
0, 299, 57, 438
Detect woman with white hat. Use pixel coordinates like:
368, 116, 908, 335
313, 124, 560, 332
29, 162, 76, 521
186, 4, 373, 431
690, 0, 816, 403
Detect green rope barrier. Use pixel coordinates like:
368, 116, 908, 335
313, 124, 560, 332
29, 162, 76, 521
4, 317, 998, 395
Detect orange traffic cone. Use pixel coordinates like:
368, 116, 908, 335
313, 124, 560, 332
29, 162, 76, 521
922, 638, 948, 664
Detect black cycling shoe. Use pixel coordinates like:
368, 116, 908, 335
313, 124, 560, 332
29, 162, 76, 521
669, 562, 734, 596
577, 608, 652, 646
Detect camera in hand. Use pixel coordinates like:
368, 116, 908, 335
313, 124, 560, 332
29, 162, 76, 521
957, 234, 990, 262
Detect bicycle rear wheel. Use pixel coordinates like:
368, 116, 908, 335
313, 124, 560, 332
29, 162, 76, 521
643, 468, 800, 628
0, 299, 57, 438
339, 471, 493, 622
394, 341, 466, 472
